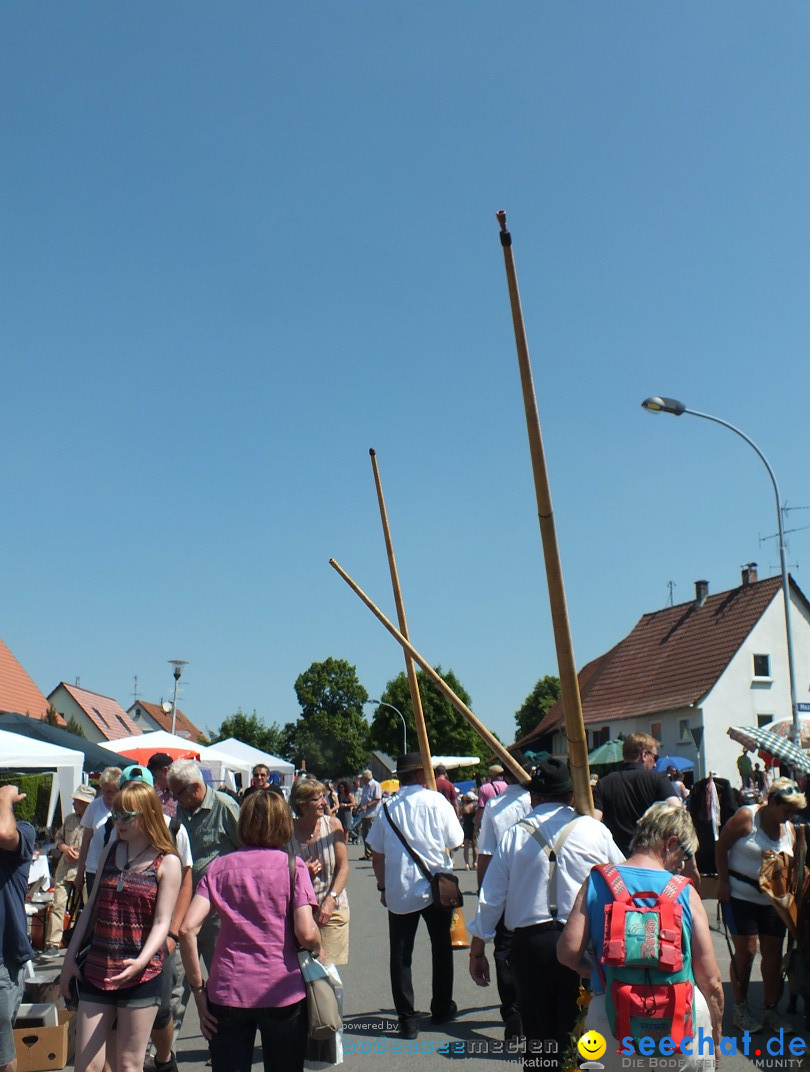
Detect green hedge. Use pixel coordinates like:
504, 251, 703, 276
0, 773, 56, 828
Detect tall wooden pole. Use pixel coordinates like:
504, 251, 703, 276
496, 211, 593, 815
369, 449, 436, 790
330, 558, 529, 784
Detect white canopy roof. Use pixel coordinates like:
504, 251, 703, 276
102, 730, 202, 757
103, 731, 245, 790
0, 728, 83, 824
431, 755, 480, 771
207, 738, 294, 777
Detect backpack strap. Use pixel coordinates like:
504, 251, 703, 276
518, 817, 580, 919
596, 862, 632, 904
660, 874, 689, 902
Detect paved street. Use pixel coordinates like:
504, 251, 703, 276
47, 854, 809, 1072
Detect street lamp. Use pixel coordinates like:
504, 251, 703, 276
367, 699, 408, 756
168, 660, 188, 737
641, 396, 801, 748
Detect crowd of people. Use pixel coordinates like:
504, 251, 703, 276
1, 732, 808, 1072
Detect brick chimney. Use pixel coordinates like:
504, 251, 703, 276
694, 579, 709, 607
741, 562, 758, 587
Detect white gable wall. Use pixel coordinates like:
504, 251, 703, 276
548, 583, 810, 784
701, 586, 810, 780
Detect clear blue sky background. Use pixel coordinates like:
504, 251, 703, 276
2, 4, 808, 750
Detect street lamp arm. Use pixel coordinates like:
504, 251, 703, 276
682, 408, 783, 521
367, 699, 408, 756
641, 395, 800, 749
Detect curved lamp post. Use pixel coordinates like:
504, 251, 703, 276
367, 699, 408, 756
641, 396, 801, 748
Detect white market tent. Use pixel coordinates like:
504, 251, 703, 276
104, 730, 254, 791
0, 729, 83, 824
205, 738, 294, 790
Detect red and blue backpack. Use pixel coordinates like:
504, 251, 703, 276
595, 863, 694, 1049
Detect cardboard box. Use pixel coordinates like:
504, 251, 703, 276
13, 1009, 74, 1072
14, 1004, 59, 1028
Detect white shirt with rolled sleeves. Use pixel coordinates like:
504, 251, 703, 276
366, 785, 464, 914
476, 784, 531, 857
468, 802, 624, 938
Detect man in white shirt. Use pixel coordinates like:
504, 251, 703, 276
368, 753, 464, 1040
73, 766, 122, 895
358, 768, 382, 860
468, 758, 623, 1071
476, 752, 532, 1040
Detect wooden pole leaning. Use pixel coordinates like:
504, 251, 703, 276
369, 448, 436, 790
495, 211, 593, 816
330, 557, 529, 785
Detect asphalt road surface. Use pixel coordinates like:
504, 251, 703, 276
49, 852, 809, 1072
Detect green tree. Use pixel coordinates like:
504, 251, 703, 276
370, 666, 481, 759
65, 716, 86, 738
211, 709, 288, 758
283, 658, 370, 775
514, 675, 561, 740
43, 705, 61, 727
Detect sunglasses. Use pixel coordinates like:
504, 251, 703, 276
111, 810, 141, 823
774, 785, 799, 801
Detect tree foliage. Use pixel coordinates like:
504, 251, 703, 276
282, 658, 370, 776
369, 666, 481, 759
65, 716, 86, 739
211, 709, 287, 758
514, 675, 561, 740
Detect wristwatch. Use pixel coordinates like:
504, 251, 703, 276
327, 891, 339, 901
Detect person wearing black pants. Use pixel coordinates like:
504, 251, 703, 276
468, 758, 624, 1072
368, 753, 465, 1041
388, 902, 454, 1035
510, 922, 578, 1068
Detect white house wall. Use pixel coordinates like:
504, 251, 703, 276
701, 587, 810, 782
548, 585, 810, 784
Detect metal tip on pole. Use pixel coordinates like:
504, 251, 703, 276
496, 210, 508, 230
369, 448, 376, 457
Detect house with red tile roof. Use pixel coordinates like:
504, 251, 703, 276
48, 682, 142, 743
0, 638, 55, 722
127, 700, 206, 744
516, 565, 810, 782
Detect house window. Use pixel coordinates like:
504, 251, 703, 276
591, 727, 610, 748
651, 722, 662, 741
678, 719, 691, 742
753, 654, 771, 678
757, 713, 773, 727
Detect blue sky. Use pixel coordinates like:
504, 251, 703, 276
2, 3, 808, 750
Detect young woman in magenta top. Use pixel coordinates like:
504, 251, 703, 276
180, 790, 320, 1072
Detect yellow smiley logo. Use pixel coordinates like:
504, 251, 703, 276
577, 1030, 607, 1061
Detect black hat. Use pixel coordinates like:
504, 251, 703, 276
396, 752, 425, 775
147, 752, 174, 772
529, 758, 573, 796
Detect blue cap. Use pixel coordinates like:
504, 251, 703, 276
120, 764, 154, 787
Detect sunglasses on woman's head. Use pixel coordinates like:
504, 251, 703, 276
774, 785, 798, 801
112, 810, 141, 823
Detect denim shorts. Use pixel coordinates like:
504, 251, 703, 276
0, 962, 27, 1066
78, 972, 163, 1009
